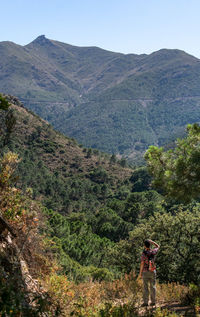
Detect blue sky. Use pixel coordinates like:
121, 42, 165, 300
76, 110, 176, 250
1, 0, 200, 58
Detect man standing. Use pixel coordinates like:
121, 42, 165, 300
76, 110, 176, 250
138, 239, 160, 307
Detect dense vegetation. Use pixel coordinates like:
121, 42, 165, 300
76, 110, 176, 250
0, 95, 200, 315
0, 95, 137, 281
1, 36, 200, 160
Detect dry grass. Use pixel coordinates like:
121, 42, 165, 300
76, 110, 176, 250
42, 270, 189, 316
156, 283, 188, 304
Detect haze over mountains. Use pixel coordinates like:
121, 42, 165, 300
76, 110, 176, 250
1, 35, 200, 160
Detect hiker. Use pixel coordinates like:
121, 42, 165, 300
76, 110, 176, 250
138, 239, 160, 307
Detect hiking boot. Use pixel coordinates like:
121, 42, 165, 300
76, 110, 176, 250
141, 303, 148, 307
150, 303, 155, 306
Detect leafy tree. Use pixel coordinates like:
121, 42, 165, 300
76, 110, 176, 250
128, 207, 200, 284
89, 167, 109, 184
0, 94, 10, 110
110, 154, 117, 164
119, 158, 127, 168
86, 148, 92, 158
145, 124, 200, 202
130, 167, 152, 192
92, 207, 133, 241
43, 208, 116, 279
122, 190, 163, 224
0, 152, 23, 219
0, 94, 16, 146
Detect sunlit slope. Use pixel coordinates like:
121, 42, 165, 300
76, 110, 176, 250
1, 36, 200, 157
2, 96, 132, 213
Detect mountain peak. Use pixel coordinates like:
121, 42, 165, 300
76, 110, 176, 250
27, 35, 54, 47
35, 34, 46, 41
150, 48, 198, 62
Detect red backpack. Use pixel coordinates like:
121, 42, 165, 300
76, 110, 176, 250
143, 250, 156, 272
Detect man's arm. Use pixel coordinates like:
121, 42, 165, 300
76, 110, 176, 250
138, 261, 144, 278
148, 239, 160, 249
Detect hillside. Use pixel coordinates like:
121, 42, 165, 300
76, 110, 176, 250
0, 95, 167, 280
0, 94, 135, 280
1, 95, 132, 213
1, 36, 200, 160
0, 95, 200, 316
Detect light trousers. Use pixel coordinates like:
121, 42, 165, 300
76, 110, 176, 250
142, 271, 156, 305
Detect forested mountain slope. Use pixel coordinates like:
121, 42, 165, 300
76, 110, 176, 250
0, 95, 160, 281
0, 95, 199, 315
1, 36, 200, 160
1, 95, 132, 214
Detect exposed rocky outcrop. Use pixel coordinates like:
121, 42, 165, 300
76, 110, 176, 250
0, 229, 46, 314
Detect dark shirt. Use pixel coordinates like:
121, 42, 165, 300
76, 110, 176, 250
141, 248, 159, 272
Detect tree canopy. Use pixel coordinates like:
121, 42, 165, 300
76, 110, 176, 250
145, 123, 200, 202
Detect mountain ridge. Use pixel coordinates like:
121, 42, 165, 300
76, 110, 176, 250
1, 36, 200, 160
